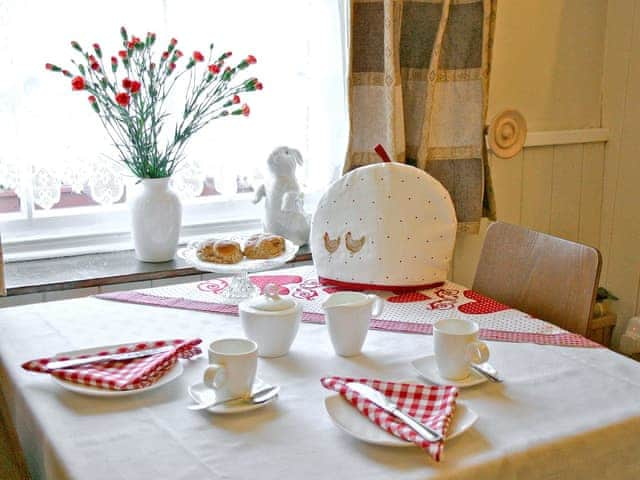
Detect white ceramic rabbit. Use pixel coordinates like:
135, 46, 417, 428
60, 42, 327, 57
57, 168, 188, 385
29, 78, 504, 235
253, 146, 310, 246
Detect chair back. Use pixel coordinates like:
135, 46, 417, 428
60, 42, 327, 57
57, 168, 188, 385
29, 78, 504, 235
472, 222, 601, 336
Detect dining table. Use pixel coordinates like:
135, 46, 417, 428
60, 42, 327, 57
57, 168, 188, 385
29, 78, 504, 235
1, 264, 640, 480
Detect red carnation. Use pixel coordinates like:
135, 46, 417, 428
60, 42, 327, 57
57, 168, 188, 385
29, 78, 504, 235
122, 78, 132, 90
232, 95, 240, 104
208, 64, 220, 74
115, 92, 130, 107
193, 51, 204, 62
242, 104, 250, 116
128, 36, 141, 49
118, 50, 127, 58
71, 76, 85, 91
247, 55, 256, 64
130, 81, 141, 94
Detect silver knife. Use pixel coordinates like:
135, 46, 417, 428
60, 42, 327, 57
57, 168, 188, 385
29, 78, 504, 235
471, 362, 503, 383
46, 345, 175, 370
346, 382, 443, 442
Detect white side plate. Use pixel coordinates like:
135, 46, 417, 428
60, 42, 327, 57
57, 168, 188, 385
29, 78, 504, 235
51, 361, 184, 397
411, 355, 487, 388
324, 393, 477, 447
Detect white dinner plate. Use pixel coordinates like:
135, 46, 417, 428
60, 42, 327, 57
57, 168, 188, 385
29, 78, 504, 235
188, 377, 279, 414
51, 361, 184, 397
324, 389, 477, 447
411, 355, 487, 388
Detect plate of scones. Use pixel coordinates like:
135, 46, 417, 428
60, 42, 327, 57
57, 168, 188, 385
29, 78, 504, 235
179, 233, 299, 275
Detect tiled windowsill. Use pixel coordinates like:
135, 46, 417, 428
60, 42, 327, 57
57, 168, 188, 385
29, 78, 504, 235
3, 245, 311, 297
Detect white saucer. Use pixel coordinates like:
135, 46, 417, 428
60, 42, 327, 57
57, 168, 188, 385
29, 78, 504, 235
324, 389, 477, 447
411, 355, 487, 388
51, 362, 184, 397
188, 378, 279, 414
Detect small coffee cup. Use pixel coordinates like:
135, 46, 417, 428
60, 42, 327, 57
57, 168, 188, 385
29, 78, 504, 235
321, 291, 384, 356
203, 338, 258, 400
433, 318, 489, 380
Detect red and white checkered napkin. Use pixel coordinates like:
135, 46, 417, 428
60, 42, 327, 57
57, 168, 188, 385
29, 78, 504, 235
22, 338, 202, 391
321, 376, 458, 461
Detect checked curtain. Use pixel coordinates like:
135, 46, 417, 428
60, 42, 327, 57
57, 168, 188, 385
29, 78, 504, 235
344, 0, 497, 233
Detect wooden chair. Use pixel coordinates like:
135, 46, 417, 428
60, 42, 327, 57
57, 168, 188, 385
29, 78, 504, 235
472, 222, 602, 336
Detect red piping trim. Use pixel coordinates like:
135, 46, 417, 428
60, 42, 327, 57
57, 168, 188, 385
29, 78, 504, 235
318, 276, 444, 292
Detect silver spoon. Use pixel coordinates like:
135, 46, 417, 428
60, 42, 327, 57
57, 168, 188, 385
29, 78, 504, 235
471, 362, 503, 383
188, 385, 279, 411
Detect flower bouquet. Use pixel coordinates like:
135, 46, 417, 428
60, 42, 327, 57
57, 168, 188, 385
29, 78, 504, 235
45, 27, 263, 262
45, 26, 262, 178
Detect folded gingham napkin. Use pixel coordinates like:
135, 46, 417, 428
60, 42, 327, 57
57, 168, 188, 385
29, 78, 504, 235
22, 338, 202, 391
321, 376, 458, 461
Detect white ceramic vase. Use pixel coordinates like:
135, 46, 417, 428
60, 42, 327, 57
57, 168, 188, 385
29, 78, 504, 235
129, 177, 182, 262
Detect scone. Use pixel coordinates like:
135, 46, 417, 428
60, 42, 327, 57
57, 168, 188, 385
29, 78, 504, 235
244, 234, 285, 259
197, 239, 243, 264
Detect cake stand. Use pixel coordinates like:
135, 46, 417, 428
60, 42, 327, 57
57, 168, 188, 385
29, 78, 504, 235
178, 236, 300, 303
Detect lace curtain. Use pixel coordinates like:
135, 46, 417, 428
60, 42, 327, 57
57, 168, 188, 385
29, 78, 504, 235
0, 0, 347, 210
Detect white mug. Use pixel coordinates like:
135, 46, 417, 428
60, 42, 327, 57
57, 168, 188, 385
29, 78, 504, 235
321, 292, 384, 357
433, 318, 489, 380
203, 338, 258, 400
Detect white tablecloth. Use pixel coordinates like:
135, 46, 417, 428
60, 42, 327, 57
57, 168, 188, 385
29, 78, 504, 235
1, 296, 640, 479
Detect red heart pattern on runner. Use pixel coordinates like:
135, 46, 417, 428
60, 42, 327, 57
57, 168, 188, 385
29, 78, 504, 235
458, 290, 510, 315
387, 292, 431, 303
250, 275, 303, 295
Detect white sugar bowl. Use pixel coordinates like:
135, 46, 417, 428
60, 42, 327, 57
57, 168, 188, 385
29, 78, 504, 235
239, 284, 302, 358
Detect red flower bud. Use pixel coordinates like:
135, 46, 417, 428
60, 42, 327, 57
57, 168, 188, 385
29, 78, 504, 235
62, 69, 72, 77
175, 50, 183, 58
90, 62, 100, 72
118, 50, 127, 59
88, 95, 96, 103
45, 63, 60, 71
71, 40, 82, 51
232, 95, 240, 104
71, 76, 85, 91
130, 81, 141, 94
122, 78, 132, 90
115, 92, 130, 107
247, 55, 257, 64
170, 38, 178, 46
150, 62, 156, 70
242, 104, 250, 116
208, 64, 220, 74
193, 51, 204, 62
89, 54, 96, 63
111, 56, 117, 65
93, 43, 101, 51
256, 82, 263, 90
226, 51, 232, 58
162, 51, 169, 60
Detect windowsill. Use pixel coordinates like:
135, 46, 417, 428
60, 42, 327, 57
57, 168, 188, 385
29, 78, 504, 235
3, 244, 311, 297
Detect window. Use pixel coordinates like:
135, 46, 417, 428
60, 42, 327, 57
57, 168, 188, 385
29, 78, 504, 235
0, 0, 348, 260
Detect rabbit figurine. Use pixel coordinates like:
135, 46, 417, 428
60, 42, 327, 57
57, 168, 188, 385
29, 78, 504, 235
253, 146, 311, 246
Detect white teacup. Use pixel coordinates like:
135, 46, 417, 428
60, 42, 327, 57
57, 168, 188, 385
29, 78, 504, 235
433, 318, 489, 380
203, 338, 258, 400
321, 291, 384, 357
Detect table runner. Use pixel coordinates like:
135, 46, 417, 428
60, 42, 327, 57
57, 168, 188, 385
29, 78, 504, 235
97, 265, 600, 348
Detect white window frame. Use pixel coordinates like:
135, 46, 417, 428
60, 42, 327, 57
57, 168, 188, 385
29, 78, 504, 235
0, 0, 348, 262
